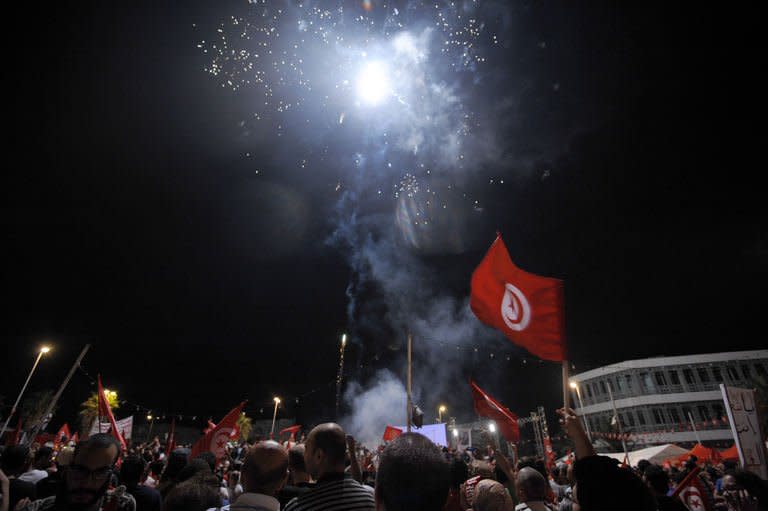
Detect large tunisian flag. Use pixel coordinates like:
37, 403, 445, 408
671, 466, 713, 511
469, 380, 520, 443
470, 234, 565, 361
191, 402, 245, 461
97, 375, 127, 451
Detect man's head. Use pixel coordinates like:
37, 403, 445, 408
288, 444, 309, 482
472, 479, 513, 511
1, 445, 31, 476
304, 423, 347, 479
375, 433, 450, 511
241, 441, 289, 496
642, 465, 670, 496
195, 451, 216, 472
516, 467, 547, 503
62, 434, 122, 510
34, 446, 54, 470
119, 455, 146, 488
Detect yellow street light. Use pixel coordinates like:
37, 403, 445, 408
270, 397, 281, 438
438, 405, 447, 423
40, 346, 51, 354
569, 382, 578, 389
146, 414, 153, 421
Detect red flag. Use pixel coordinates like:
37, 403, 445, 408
279, 424, 302, 437
191, 402, 245, 461
382, 425, 403, 441
204, 419, 217, 435
671, 466, 713, 511
469, 380, 520, 442
165, 418, 176, 454
97, 375, 127, 452
70, 432, 79, 444
470, 234, 565, 361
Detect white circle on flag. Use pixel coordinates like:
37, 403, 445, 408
681, 488, 705, 511
501, 283, 531, 331
210, 428, 233, 460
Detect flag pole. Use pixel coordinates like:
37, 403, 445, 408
562, 360, 570, 410
406, 331, 412, 433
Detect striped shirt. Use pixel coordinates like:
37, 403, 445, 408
283, 473, 374, 511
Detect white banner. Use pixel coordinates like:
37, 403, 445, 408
720, 384, 768, 480
90, 415, 134, 439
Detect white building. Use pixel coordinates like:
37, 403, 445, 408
569, 350, 768, 447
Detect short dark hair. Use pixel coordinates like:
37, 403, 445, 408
288, 445, 306, 472
195, 451, 216, 472
1, 445, 30, 473
119, 455, 146, 486
34, 446, 53, 463
516, 456, 548, 480
573, 455, 657, 511
376, 433, 450, 511
312, 428, 346, 465
643, 465, 669, 495
450, 458, 468, 489
75, 434, 122, 466
164, 473, 221, 511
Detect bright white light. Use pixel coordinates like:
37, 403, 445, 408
489, 422, 496, 433
357, 61, 390, 105
452, 429, 459, 438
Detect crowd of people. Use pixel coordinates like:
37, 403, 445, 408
1, 407, 766, 511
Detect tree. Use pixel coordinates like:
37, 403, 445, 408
79, 389, 119, 434
20, 390, 55, 432
236, 413, 253, 442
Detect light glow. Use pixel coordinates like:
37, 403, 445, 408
488, 422, 496, 433
356, 61, 390, 106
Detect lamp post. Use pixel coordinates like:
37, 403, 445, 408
1, 346, 51, 440
270, 397, 281, 439
569, 381, 592, 443
438, 405, 447, 423
335, 334, 347, 419
146, 413, 154, 442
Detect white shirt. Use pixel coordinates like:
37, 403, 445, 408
18, 470, 48, 484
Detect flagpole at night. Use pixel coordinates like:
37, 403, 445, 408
406, 331, 412, 433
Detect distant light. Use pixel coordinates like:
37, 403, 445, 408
40, 346, 51, 354
452, 429, 459, 438
147, 414, 153, 421
274, 397, 281, 404
569, 382, 578, 389
489, 422, 496, 433
357, 61, 390, 105
439, 405, 447, 413
342, 333, 347, 346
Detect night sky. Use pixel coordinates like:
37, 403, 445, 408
1, 1, 764, 439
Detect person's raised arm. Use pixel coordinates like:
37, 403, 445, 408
556, 407, 595, 459
346, 435, 363, 483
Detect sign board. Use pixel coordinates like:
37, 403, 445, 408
90, 415, 134, 440
393, 423, 448, 447
720, 384, 768, 480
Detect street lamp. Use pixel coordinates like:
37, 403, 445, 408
438, 405, 447, 423
569, 381, 592, 443
270, 397, 281, 439
0, 346, 51, 440
488, 422, 496, 433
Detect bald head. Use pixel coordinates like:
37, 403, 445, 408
242, 441, 289, 496
473, 479, 513, 511
305, 423, 347, 478
517, 467, 547, 502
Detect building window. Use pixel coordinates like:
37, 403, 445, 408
599, 381, 607, 395
697, 368, 710, 383
683, 369, 695, 385
615, 376, 624, 391
669, 370, 681, 385
712, 367, 724, 383
625, 374, 634, 390
668, 407, 681, 424
637, 409, 647, 426
697, 405, 711, 422
682, 406, 693, 423
626, 411, 636, 427
755, 363, 767, 379
586, 384, 593, 398
654, 371, 667, 386
727, 366, 741, 381
652, 408, 664, 425
640, 373, 654, 393
741, 365, 752, 380
713, 403, 724, 420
